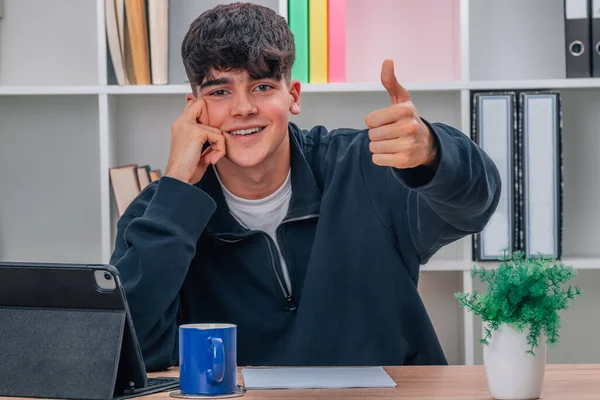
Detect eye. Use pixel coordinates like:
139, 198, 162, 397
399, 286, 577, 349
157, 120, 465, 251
209, 89, 228, 97
255, 84, 273, 92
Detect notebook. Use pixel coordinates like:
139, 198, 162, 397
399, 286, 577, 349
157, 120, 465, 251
241, 366, 397, 389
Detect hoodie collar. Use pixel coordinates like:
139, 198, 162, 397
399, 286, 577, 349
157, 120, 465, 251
197, 123, 321, 237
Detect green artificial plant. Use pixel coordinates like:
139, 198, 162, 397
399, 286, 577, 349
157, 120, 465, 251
455, 250, 583, 355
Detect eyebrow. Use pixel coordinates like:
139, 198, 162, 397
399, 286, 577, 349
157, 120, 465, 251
199, 77, 230, 90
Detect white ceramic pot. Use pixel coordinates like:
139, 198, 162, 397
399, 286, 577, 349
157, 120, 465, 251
483, 323, 547, 400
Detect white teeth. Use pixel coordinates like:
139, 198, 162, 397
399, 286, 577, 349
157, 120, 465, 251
229, 127, 263, 136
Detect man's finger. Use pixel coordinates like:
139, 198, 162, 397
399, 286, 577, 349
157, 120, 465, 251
184, 96, 195, 111
372, 153, 414, 168
204, 130, 226, 154
207, 148, 226, 165
183, 97, 211, 126
198, 145, 226, 169
372, 153, 399, 167
183, 97, 204, 121
365, 103, 412, 129
381, 59, 410, 105
372, 119, 421, 142
198, 146, 214, 170
368, 119, 419, 141
369, 138, 415, 154
192, 122, 222, 135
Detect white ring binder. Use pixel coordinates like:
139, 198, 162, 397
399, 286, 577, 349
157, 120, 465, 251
471, 92, 517, 261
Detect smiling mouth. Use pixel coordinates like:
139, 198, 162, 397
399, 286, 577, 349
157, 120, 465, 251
227, 126, 266, 136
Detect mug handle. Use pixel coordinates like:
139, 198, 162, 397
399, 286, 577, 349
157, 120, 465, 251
207, 337, 224, 384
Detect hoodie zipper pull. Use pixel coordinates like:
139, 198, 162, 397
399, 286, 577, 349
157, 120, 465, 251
286, 296, 297, 311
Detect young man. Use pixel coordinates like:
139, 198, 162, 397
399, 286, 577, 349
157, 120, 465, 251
111, 3, 501, 371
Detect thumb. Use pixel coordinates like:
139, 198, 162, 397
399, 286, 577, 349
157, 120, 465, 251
381, 59, 410, 105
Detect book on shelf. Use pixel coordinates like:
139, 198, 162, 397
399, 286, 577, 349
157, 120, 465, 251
109, 164, 140, 217
137, 165, 151, 189
309, 0, 328, 83
327, 0, 346, 83
116, 0, 126, 68
106, 0, 169, 85
149, 169, 162, 181
109, 164, 162, 216
148, 0, 169, 85
288, 0, 309, 83
123, 9, 137, 85
106, 0, 129, 85
124, 0, 151, 85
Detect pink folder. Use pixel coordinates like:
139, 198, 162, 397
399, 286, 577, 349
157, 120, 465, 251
328, 0, 346, 82
345, 0, 461, 83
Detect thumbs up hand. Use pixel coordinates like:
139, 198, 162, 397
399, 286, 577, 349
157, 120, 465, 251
365, 59, 437, 169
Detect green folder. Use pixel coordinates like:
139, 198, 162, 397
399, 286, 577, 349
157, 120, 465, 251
288, 0, 309, 82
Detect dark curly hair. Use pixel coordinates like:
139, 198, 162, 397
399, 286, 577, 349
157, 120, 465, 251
181, 2, 295, 95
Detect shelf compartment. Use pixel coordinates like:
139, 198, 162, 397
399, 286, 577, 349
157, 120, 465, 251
419, 271, 465, 364
469, 0, 566, 81
0, 0, 98, 86
0, 96, 102, 263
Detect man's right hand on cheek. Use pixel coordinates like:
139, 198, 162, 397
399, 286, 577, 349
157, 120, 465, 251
165, 97, 226, 185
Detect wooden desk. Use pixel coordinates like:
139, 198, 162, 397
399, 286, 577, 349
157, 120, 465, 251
145, 364, 600, 399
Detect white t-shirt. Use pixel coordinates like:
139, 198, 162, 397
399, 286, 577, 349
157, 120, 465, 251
213, 167, 293, 293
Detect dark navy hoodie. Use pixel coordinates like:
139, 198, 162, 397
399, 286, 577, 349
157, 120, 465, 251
110, 121, 501, 371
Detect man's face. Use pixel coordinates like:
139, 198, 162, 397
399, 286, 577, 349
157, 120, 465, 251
194, 68, 301, 169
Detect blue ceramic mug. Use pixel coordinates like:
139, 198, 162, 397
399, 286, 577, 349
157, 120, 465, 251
179, 323, 237, 396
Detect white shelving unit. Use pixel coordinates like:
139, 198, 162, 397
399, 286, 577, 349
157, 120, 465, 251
1, 0, 599, 367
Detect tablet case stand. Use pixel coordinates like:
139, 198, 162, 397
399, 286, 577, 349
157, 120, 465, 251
0, 306, 128, 400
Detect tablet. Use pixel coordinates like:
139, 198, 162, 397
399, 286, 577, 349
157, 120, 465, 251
0, 261, 178, 400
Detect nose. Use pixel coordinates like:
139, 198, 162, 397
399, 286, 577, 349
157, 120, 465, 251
230, 92, 258, 118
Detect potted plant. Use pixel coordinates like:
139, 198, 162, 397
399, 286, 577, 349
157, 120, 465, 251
455, 250, 583, 400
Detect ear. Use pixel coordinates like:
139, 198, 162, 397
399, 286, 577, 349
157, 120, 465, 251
288, 80, 301, 115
